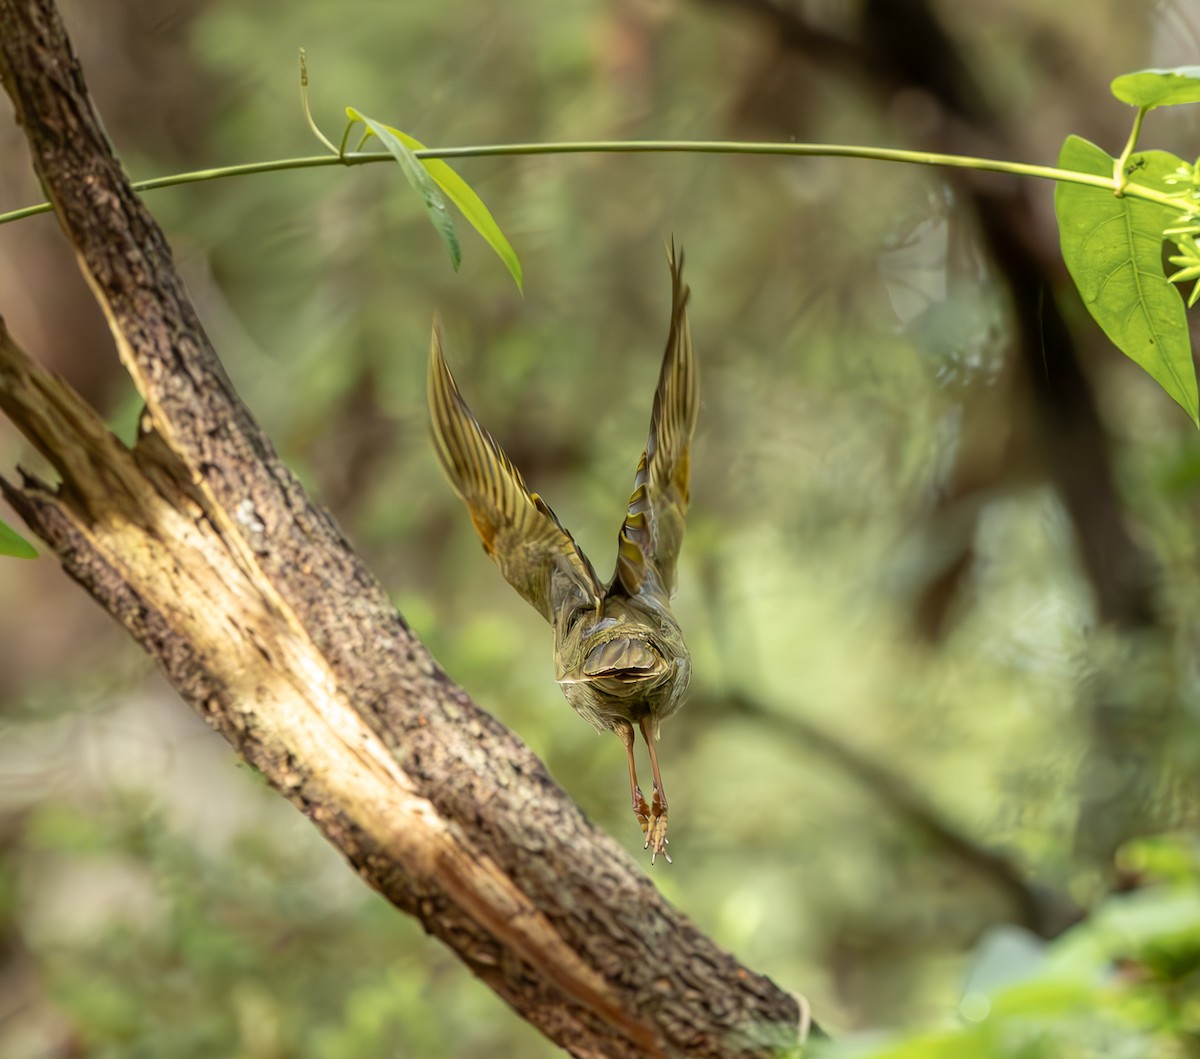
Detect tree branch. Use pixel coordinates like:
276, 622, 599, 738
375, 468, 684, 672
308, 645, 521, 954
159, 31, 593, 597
714, 691, 1080, 940
0, 1, 806, 1054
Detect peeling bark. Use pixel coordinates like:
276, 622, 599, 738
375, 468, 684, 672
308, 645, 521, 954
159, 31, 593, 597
0, 1, 807, 1054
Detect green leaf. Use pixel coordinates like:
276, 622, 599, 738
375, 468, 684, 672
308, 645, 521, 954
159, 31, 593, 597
987, 978, 1098, 1018
0, 517, 36, 559
389, 126, 522, 294
1112, 66, 1200, 109
346, 107, 461, 273
354, 119, 522, 293
1055, 135, 1199, 424
1096, 887, 1200, 952
1121, 149, 1191, 195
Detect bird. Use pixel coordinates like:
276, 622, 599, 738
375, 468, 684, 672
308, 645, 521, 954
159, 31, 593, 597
428, 243, 698, 864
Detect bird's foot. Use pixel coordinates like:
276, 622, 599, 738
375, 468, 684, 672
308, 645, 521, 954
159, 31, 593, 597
632, 787, 670, 864
633, 786, 652, 835
642, 788, 670, 865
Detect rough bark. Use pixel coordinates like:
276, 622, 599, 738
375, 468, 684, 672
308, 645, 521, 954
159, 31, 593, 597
0, 1, 806, 1055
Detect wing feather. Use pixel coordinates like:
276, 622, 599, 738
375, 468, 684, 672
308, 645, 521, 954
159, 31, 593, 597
429, 325, 602, 622
612, 242, 699, 598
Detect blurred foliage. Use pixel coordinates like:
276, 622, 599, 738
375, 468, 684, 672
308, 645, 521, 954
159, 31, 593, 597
0, 517, 36, 559
12, 785, 549, 1058
3, 0, 1200, 1056
816, 834, 1200, 1058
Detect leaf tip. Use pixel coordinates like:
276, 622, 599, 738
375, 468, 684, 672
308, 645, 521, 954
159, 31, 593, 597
0, 520, 38, 559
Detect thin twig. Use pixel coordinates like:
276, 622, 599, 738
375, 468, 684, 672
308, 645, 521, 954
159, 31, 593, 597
0, 138, 1178, 228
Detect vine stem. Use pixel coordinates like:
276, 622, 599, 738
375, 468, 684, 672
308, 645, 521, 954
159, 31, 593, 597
0, 139, 1183, 227
1112, 106, 1149, 195
298, 49, 338, 156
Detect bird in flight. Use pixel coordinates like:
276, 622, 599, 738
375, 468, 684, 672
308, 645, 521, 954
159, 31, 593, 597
429, 244, 698, 863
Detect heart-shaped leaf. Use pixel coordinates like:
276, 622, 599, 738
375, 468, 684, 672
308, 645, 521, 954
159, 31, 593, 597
1111, 67, 1200, 110
1055, 134, 1199, 424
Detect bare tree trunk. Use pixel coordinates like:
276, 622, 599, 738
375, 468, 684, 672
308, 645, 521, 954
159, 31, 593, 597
0, 1, 807, 1055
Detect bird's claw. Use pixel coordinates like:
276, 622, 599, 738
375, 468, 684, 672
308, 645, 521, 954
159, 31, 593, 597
633, 787, 652, 834
638, 787, 670, 864
645, 816, 670, 864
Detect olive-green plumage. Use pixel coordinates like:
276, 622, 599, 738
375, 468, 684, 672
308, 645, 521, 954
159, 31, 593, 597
428, 244, 697, 863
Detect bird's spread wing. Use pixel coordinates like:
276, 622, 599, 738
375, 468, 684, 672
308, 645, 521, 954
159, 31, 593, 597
429, 325, 603, 622
612, 242, 699, 598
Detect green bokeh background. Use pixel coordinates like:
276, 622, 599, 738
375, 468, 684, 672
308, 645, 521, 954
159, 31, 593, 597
2, 0, 1200, 1056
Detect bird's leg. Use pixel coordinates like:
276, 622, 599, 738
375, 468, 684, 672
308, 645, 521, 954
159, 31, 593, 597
638, 715, 670, 864
615, 722, 652, 838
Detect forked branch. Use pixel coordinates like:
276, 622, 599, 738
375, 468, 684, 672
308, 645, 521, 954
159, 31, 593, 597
0, 0, 806, 1054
